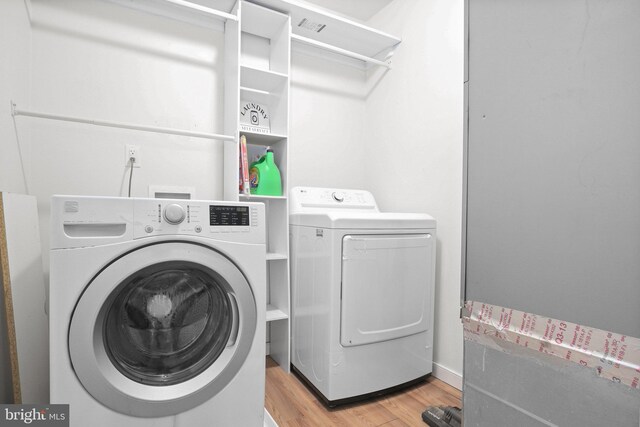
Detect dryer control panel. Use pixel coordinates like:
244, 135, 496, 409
290, 187, 379, 214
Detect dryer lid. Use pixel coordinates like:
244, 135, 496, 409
289, 187, 435, 229
289, 211, 436, 229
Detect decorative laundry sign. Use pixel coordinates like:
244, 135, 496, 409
240, 101, 270, 134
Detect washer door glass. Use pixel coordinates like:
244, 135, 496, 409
104, 263, 233, 386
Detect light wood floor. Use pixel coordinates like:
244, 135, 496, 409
265, 358, 462, 427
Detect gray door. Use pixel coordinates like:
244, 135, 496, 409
69, 242, 256, 418
464, 0, 640, 338
463, 0, 640, 425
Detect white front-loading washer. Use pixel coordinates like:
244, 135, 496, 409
289, 187, 436, 406
49, 196, 266, 427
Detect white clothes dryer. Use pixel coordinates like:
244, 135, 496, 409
49, 196, 266, 427
289, 187, 436, 406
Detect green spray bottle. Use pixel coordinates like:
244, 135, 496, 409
249, 147, 282, 196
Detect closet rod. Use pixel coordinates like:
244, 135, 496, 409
11, 103, 236, 142
291, 34, 392, 69
163, 0, 238, 22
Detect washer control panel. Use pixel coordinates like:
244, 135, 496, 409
133, 199, 264, 243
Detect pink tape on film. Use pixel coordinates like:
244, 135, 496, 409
463, 301, 640, 389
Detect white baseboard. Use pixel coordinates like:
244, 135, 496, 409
432, 362, 463, 391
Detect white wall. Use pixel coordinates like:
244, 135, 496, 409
289, 48, 367, 190
0, 0, 32, 404
0, 0, 31, 195
26, 0, 226, 265
365, 0, 464, 385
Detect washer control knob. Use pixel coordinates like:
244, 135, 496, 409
332, 192, 344, 202
144, 225, 154, 233
163, 204, 185, 225
195, 225, 202, 233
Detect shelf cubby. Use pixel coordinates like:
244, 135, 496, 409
241, 1, 290, 74
266, 260, 290, 369
239, 69, 288, 135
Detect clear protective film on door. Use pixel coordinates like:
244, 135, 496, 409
340, 234, 433, 347
69, 242, 256, 418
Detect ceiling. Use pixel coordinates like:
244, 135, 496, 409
302, 0, 393, 22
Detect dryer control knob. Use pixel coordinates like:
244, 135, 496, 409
163, 204, 186, 225
332, 192, 344, 202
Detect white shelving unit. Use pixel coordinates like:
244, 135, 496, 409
105, 0, 401, 376
237, 0, 292, 372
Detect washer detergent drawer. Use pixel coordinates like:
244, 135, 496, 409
340, 234, 433, 347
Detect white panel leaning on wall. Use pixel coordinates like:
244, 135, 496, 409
0, 192, 49, 404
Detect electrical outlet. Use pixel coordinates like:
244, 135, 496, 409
125, 144, 141, 168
